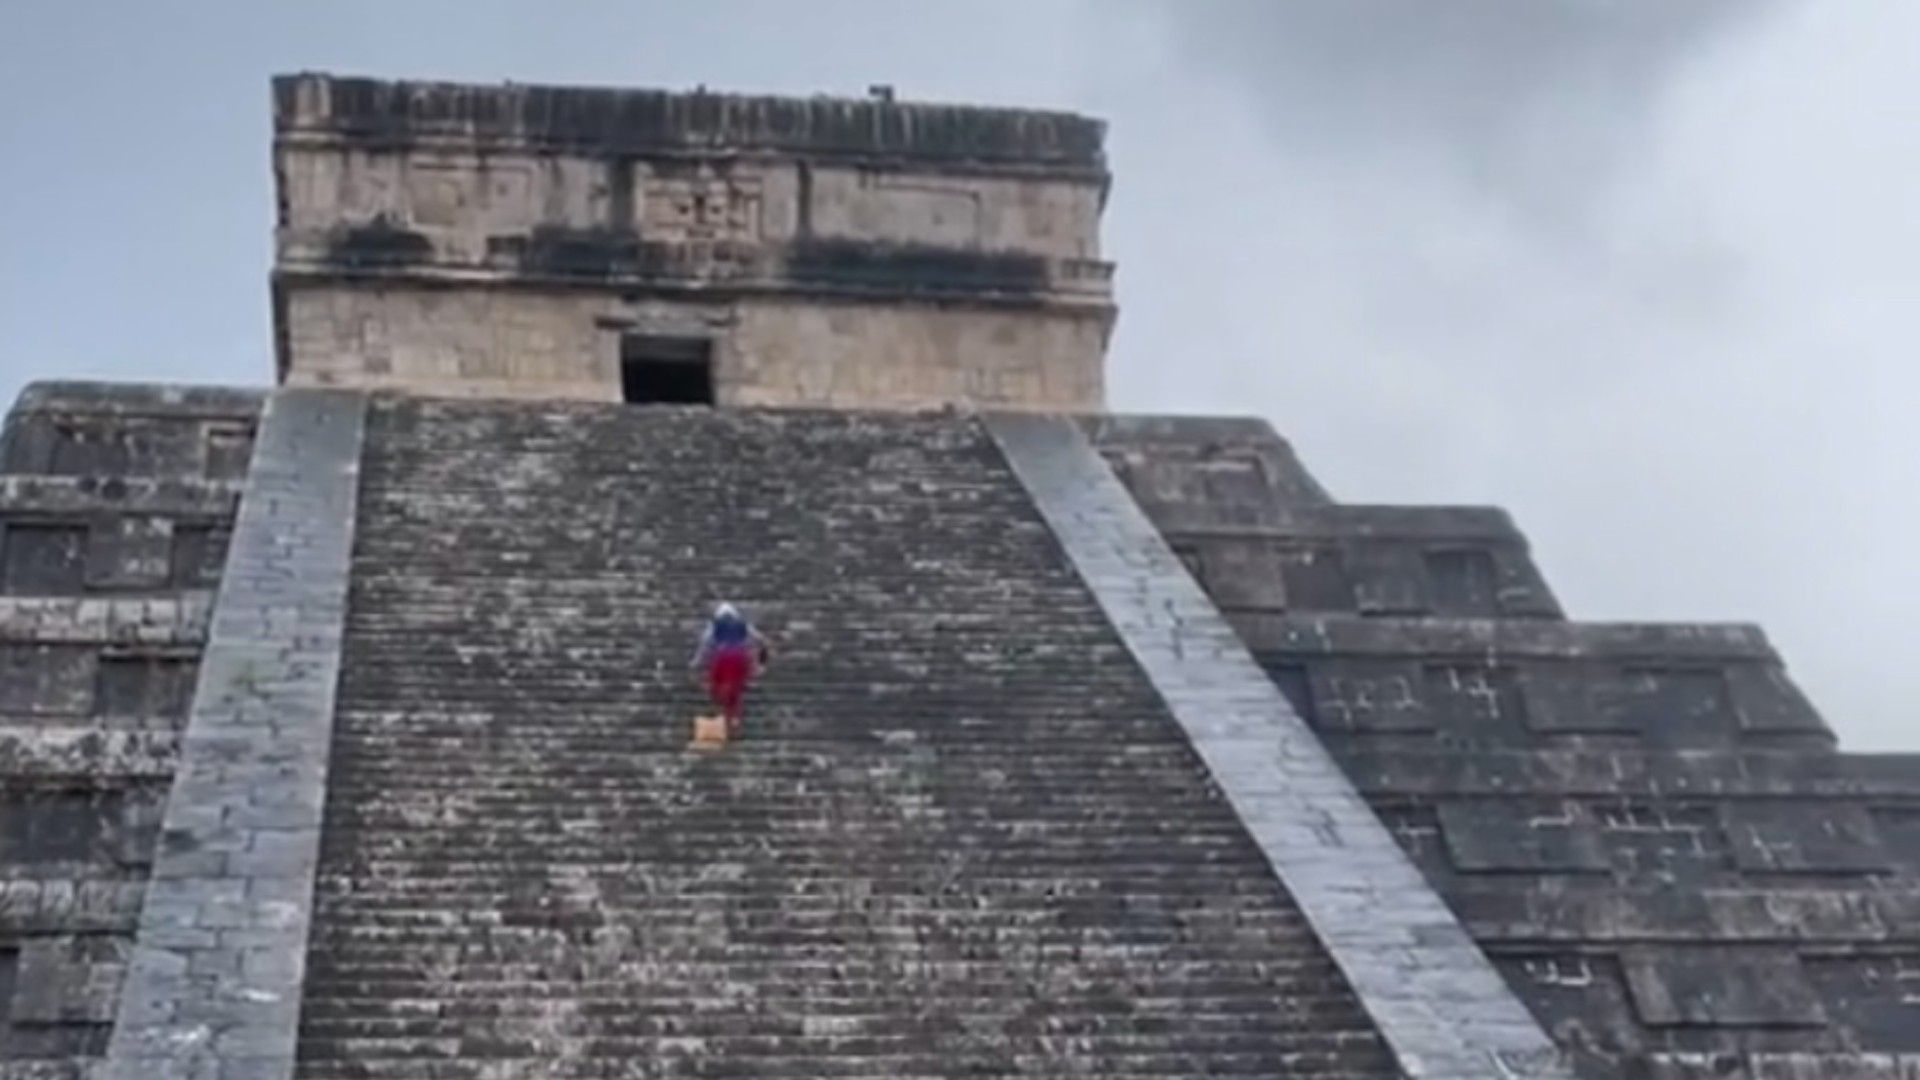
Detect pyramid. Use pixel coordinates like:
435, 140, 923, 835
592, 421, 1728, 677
0, 74, 1914, 1080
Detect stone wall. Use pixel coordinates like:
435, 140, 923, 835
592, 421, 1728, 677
275, 149, 1104, 263
280, 286, 614, 401
284, 284, 1107, 410
727, 297, 1104, 410
272, 73, 1114, 410
1090, 413, 1920, 1079
0, 383, 261, 1076
991, 414, 1572, 1079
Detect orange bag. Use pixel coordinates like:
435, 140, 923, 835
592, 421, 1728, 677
690, 713, 728, 749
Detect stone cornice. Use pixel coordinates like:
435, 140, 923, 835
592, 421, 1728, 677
274, 73, 1109, 180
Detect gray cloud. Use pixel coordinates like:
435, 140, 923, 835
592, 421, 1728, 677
1163, 0, 1763, 221
1087, 0, 1920, 749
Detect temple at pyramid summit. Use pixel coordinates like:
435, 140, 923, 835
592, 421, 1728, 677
269, 72, 1114, 408
1, 72, 1917, 1080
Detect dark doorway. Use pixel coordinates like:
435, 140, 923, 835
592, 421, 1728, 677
621, 335, 714, 405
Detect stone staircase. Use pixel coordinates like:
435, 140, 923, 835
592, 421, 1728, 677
292, 397, 1400, 1079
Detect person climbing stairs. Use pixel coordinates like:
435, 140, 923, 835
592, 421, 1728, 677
689, 601, 770, 743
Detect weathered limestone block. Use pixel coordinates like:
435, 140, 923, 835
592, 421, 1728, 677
1234, 612, 1778, 662
1453, 883, 1898, 943
8, 383, 264, 421
1728, 663, 1828, 735
13, 936, 127, 1024
0, 646, 96, 715
92, 651, 197, 723
0, 727, 177, 779
1437, 800, 1610, 873
83, 517, 173, 590
1183, 537, 1292, 609
282, 285, 1108, 412
272, 73, 1114, 409
0, 524, 87, 593
1335, 747, 1920, 799
1306, 659, 1433, 732
0, 880, 144, 934
1622, 947, 1825, 1027
0, 475, 243, 518
0, 596, 212, 646
1722, 802, 1890, 873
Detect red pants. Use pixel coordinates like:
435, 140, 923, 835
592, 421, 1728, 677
706, 647, 754, 721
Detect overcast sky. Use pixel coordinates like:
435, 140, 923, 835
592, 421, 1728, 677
3, 1, 1915, 749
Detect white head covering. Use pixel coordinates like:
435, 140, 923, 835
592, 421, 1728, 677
714, 602, 740, 621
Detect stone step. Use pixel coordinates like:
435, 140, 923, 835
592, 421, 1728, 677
292, 399, 1398, 1079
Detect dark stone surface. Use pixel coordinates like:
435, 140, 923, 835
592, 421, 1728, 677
1331, 748, 1920, 799
3, 383, 261, 479
1085, 416, 1333, 525
1425, 548, 1502, 617
0, 527, 86, 595
0, 645, 95, 715
460, 231, 1064, 301
1229, 612, 1778, 663
1084, 417, 1560, 620
1437, 800, 1611, 874
990, 412, 1572, 1078
167, 523, 231, 589
1721, 802, 1890, 874
276, 73, 1108, 173
7, 378, 1915, 1078
81, 517, 173, 591
786, 239, 1050, 298
92, 654, 196, 722
1098, 410, 1920, 1077
487, 226, 645, 278
0, 382, 260, 1072
5, 383, 264, 422
291, 399, 1397, 1079
323, 217, 434, 270
1305, 659, 1434, 733
1621, 948, 1825, 1028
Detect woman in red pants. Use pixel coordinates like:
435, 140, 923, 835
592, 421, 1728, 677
690, 603, 769, 736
